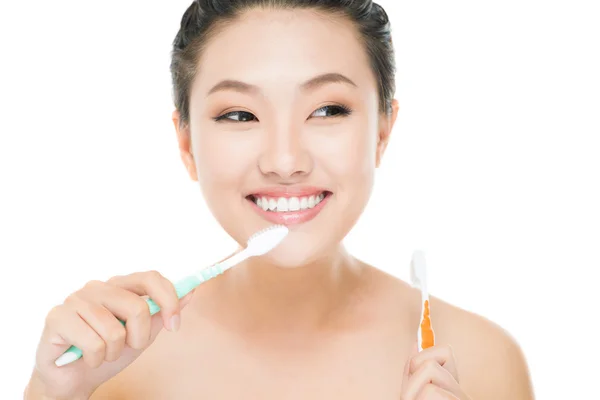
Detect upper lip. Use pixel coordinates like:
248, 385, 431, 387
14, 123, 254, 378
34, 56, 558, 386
246, 186, 330, 198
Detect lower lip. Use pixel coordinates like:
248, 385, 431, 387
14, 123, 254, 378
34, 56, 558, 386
247, 193, 331, 226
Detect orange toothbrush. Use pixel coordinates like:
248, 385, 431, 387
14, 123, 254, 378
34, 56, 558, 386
411, 250, 435, 350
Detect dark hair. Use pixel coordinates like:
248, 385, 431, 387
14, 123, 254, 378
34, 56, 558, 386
170, 0, 395, 128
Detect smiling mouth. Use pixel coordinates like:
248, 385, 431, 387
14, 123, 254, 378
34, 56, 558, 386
246, 191, 332, 213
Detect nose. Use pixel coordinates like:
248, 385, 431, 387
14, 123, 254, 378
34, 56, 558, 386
257, 125, 313, 180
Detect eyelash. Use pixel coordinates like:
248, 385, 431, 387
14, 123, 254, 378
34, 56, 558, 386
212, 104, 352, 123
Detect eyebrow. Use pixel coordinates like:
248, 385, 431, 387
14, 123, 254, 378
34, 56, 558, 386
206, 72, 357, 96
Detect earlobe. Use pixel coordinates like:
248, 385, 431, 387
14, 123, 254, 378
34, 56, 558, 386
172, 110, 198, 181
375, 99, 400, 168
182, 151, 198, 181
375, 125, 389, 168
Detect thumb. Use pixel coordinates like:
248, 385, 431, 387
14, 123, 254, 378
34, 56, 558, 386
178, 288, 196, 310
401, 340, 419, 386
404, 341, 419, 374
147, 289, 196, 340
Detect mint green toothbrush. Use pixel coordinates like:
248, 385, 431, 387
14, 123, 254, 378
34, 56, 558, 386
54, 225, 289, 367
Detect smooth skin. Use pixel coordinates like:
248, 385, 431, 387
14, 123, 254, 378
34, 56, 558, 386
25, 7, 535, 400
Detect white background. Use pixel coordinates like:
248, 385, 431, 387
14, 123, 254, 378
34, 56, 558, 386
1, 0, 598, 397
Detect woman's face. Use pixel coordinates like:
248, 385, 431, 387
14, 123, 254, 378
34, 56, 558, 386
174, 8, 398, 268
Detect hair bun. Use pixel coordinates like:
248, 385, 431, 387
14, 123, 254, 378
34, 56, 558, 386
371, 2, 390, 25
174, 1, 202, 50
181, 0, 200, 29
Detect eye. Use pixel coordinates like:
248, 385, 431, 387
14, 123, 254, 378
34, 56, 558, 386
310, 104, 352, 118
212, 105, 352, 123
214, 110, 258, 122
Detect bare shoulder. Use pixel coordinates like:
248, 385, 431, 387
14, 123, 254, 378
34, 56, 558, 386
430, 296, 535, 399
90, 367, 141, 400
90, 379, 126, 399
366, 267, 534, 399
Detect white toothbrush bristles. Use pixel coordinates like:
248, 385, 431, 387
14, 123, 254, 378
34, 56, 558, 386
411, 250, 428, 296
246, 225, 289, 256
212, 225, 289, 272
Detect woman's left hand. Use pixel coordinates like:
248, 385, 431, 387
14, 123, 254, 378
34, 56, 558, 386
400, 342, 472, 400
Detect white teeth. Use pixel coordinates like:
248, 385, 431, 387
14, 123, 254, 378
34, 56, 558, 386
300, 197, 308, 210
261, 196, 269, 211
277, 197, 289, 212
252, 192, 327, 212
288, 197, 300, 211
314, 193, 326, 205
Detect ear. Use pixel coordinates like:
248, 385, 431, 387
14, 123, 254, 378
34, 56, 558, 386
172, 110, 198, 181
375, 98, 400, 168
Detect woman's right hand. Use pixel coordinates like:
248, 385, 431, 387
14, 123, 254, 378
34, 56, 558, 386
26, 270, 196, 400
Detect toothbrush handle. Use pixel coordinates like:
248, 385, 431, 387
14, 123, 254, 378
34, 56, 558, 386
55, 264, 224, 366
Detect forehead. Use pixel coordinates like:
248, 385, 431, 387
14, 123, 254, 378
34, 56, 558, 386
193, 7, 375, 94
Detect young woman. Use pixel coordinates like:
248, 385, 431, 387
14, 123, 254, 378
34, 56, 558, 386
25, 1, 534, 399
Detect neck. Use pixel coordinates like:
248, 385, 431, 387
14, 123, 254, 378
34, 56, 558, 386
223, 244, 364, 332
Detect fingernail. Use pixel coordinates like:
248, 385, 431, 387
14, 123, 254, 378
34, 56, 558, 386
170, 314, 180, 332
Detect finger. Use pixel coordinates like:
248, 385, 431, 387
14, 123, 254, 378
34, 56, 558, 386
416, 384, 459, 400
64, 293, 126, 362
403, 360, 461, 399
409, 344, 459, 381
143, 290, 197, 342
109, 271, 196, 313
107, 271, 181, 332
404, 342, 419, 373
77, 280, 153, 350
401, 341, 420, 391
402, 354, 410, 381
178, 289, 196, 310
40, 305, 106, 369
37, 306, 73, 365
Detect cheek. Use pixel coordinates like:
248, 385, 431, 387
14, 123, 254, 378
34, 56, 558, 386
310, 124, 376, 227
312, 122, 377, 182
193, 129, 256, 189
